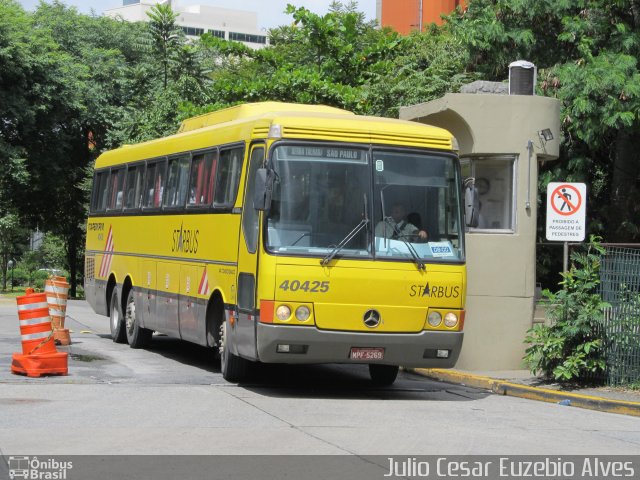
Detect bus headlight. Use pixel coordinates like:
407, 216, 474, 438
295, 306, 311, 322
276, 305, 291, 321
427, 311, 442, 327
444, 312, 458, 328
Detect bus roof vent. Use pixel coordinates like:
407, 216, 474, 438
177, 102, 352, 133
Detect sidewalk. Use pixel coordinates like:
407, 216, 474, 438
412, 368, 640, 417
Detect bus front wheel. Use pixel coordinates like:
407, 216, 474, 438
109, 289, 127, 344
219, 319, 249, 383
369, 364, 399, 386
125, 289, 152, 349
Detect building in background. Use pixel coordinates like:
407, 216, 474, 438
105, 0, 268, 48
376, 0, 466, 34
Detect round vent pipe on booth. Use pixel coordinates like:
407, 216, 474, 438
509, 60, 536, 95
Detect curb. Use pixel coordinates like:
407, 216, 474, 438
412, 368, 640, 417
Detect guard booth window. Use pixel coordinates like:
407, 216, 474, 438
461, 155, 516, 232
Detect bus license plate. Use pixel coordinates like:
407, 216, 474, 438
350, 347, 385, 360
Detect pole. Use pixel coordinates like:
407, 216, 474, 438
418, 0, 423, 32
7, 259, 14, 292
563, 242, 569, 274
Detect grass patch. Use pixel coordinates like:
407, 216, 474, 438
0, 288, 30, 298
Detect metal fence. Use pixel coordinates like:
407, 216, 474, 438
599, 246, 640, 386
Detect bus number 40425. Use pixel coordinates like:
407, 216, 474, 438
279, 280, 330, 293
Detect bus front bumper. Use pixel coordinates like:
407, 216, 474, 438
256, 324, 463, 368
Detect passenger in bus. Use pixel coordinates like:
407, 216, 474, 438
375, 204, 428, 241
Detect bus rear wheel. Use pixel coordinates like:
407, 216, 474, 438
109, 289, 127, 344
219, 319, 249, 383
125, 289, 152, 349
369, 364, 399, 386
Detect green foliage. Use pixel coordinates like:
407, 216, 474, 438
524, 236, 609, 381
194, 2, 467, 117
0, 212, 28, 291
146, 3, 184, 89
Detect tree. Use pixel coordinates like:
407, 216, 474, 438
446, 0, 640, 246
0, 1, 148, 296
146, 2, 184, 89
0, 212, 28, 291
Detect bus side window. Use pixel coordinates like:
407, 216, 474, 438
188, 151, 217, 207
143, 163, 156, 208
107, 168, 125, 211
142, 160, 167, 209
92, 171, 109, 213
124, 164, 144, 210
214, 146, 243, 208
242, 146, 264, 253
164, 155, 190, 208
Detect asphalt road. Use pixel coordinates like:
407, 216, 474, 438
1, 298, 640, 457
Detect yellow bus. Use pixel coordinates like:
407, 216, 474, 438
85, 102, 474, 384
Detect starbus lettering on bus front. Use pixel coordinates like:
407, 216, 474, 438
409, 283, 460, 298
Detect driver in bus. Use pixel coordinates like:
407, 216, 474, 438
375, 203, 428, 241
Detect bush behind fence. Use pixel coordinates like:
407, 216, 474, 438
600, 246, 640, 386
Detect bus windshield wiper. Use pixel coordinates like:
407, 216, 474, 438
320, 218, 369, 266
321, 194, 369, 266
383, 217, 426, 271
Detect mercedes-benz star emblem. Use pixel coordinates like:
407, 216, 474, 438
363, 309, 381, 328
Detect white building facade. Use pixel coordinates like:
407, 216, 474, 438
105, 1, 268, 48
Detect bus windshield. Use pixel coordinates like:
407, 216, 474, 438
266, 144, 463, 263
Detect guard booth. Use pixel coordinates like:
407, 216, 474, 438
400, 68, 561, 369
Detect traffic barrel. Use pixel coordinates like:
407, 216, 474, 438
16, 289, 56, 355
45, 276, 71, 345
11, 288, 68, 377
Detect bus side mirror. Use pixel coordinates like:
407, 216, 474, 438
464, 181, 479, 228
254, 168, 274, 211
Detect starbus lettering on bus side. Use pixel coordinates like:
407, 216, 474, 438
171, 223, 199, 254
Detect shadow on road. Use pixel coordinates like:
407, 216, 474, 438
122, 335, 490, 401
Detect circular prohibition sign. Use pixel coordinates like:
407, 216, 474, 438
551, 184, 582, 216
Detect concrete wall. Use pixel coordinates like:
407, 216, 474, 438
400, 93, 560, 369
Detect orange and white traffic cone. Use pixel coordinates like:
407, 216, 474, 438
11, 288, 68, 377
45, 276, 71, 345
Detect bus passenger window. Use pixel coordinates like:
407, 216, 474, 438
124, 164, 144, 210
215, 147, 243, 208
142, 161, 167, 208
164, 155, 190, 208
92, 171, 109, 213
107, 168, 125, 211
188, 151, 217, 207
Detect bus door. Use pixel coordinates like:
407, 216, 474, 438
234, 144, 265, 360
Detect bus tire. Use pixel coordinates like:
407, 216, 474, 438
125, 289, 152, 349
206, 299, 222, 364
109, 288, 127, 344
219, 319, 249, 383
368, 364, 399, 386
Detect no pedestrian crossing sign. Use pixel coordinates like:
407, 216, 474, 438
546, 182, 586, 242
